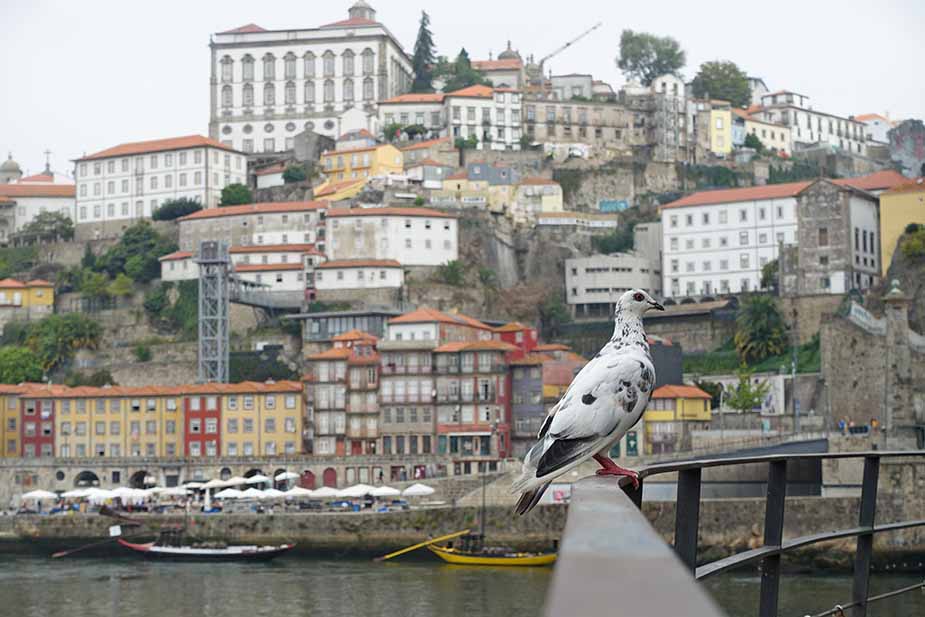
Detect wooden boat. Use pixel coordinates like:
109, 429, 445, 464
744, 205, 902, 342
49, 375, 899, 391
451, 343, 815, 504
427, 544, 557, 567
117, 539, 294, 561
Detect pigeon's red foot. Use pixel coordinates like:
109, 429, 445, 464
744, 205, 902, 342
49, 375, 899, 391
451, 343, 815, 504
592, 454, 640, 490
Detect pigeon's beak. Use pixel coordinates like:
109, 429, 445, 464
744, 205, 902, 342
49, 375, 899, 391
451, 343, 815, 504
648, 301, 665, 312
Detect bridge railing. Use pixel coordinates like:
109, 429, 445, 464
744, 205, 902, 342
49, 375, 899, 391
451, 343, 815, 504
547, 450, 925, 617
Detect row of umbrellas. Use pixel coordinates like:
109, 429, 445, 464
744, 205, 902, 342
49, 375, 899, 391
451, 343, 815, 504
186, 472, 297, 490
213, 483, 436, 500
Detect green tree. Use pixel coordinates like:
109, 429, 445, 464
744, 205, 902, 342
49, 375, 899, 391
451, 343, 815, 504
95, 221, 177, 283
411, 11, 436, 93
616, 29, 686, 86
220, 183, 252, 206
152, 198, 202, 221
16, 211, 75, 242
725, 367, 771, 414
744, 133, 765, 153
539, 293, 572, 339
413, 196, 426, 206
760, 259, 779, 293
383, 123, 403, 142
901, 228, 925, 259
143, 282, 171, 316
81, 244, 96, 270
591, 225, 635, 254
25, 314, 102, 371
107, 273, 134, 297
0, 346, 43, 384
693, 379, 724, 410
690, 60, 751, 108
133, 343, 152, 362
65, 369, 115, 387
734, 295, 788, 364
80, 270, 110, 300
442, 48, 490, 92
436, 260, 465, 286
478, 267, 498, 287
454, 135, 479, 150
282, 164, 307, 183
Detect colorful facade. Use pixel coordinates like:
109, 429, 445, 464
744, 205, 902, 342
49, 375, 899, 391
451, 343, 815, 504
879, 180, 925, 276
644, 384, 712, 455
320, 143, 403, 182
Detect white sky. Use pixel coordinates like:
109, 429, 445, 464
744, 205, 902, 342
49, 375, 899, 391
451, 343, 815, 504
1, 0, 922, 177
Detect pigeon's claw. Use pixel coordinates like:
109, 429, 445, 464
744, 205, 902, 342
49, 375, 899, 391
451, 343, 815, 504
594, 464, 640, 490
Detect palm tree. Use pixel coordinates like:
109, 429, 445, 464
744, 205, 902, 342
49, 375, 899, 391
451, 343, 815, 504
734, 295, 787, 364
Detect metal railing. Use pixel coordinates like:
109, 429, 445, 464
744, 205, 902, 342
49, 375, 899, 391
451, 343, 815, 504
616, 451, 925, 617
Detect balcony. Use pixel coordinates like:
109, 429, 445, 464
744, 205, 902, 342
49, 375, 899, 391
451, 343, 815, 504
346, 426, 379, 439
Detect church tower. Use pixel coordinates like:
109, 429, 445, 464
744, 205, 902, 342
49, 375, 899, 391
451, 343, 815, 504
348, 1, 376, 22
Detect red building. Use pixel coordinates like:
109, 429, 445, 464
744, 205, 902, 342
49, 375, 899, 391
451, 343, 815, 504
20, 392, 56, 458
184, 392, 221, 458
493, 322, 538, 360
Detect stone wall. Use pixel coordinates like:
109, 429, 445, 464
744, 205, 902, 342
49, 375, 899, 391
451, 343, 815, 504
253, 181, 315, 204
74, 219, 178, 244
461, 149, 547, 176
316, 287, 401, 310
644, 313, 736, 353
778, 294, 846, 345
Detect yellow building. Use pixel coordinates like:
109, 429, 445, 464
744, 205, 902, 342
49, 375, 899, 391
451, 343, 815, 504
513, 177, 564, 224
643, 385, 712, 455
0, 385, 24, 457
709, 102, 733, 156
879, 180, 925, 275
733, 109, 792, 156
0, 278, 54, 312
313, 178, 368, 202
320, 144, 403, 182
217, 382, 303, 458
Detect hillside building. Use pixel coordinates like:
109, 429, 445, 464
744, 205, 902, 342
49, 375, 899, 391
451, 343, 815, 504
753, 91, 866, 155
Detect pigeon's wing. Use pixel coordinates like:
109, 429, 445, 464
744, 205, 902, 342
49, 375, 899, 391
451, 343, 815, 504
533, 353, 647, 479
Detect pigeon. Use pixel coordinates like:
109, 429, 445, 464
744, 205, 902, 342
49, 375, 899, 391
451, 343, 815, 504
512, 289, 664, 515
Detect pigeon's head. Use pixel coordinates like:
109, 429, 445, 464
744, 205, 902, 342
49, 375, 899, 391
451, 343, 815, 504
617, 289, 665, 317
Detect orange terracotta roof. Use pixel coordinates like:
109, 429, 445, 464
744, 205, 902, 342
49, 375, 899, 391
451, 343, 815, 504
445, 85, 494, 99
331, 329, 379, 343
832, 170, 907, 192
326, 206, 454, 219
307, 347, 353, 360
434, 340, 518, 353
159, 251, 194, 262
854, 113, 892, 124
178, 201, 325, 221
660, 181, 810, 209
883, 178, 925, 196
26, 279, 53, 287
382, 93, 446, 104
407, 158, 450, 168
510, 353, 553, 366
255, 162, 286, 176
534, 343, 571, 352
731, 108, 752, 120
234, 263, 304, 273
494, 322, 530, 333
314, 179, 366, 197
446, 171, 468, 180
78, 135, 239, 161
0, 184, 75, 198
651, 385, 712, 400
472, 58, 523, 71
0, 278, 26, 289
400, 137, 452, 151
18, 173, 55, 183
318, 259, 401, 269
322, 143, 393, 157
339, 128, 375, 140
219, 23, 266, 34
10, 380, 302, 398
321, 17, 379, 28
389, 307, 491, 330
230, 243, 318, 255
520, 177, 558, 186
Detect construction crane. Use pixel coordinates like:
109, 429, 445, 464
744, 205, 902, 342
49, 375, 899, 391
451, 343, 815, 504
531, 22, 603, 86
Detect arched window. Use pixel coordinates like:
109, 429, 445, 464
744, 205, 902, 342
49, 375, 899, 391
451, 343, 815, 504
242, 55, 255, 81
323, 79, 335, 103
284, 52, 297, 79
221, 85, 233, 108
285, 81, 296, 105
264, 83, 275, 106
220, 55, 233, 82
304, 81, 315, 104
242, 83, 254, 107
303, 52, 316, 78
343, 78, 354, 103
263, 53, 276, 80
362, 49, 375, 75
323, 51, 335, 77
342, 50, 355, 77
363, 77, 374, 101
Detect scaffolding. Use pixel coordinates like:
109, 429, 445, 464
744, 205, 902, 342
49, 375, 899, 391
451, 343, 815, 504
195, 241, 230, 384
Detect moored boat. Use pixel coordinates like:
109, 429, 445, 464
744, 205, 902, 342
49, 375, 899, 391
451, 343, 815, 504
427, 544, 557, 567
117, 539, 294, 561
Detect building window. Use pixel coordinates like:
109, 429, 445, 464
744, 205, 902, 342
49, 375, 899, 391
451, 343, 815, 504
303, 52, 315, 77
263, 54, 275, 80
342, 50, 355, 76
818, 227, 829, 247
285, 81, 296, 105
243, 83, 254, 107
324, 80, 334, 103
323, 51, 335, 77
343, 78, 354, 103
263, 83, 275, 106
221, 85, 233, 108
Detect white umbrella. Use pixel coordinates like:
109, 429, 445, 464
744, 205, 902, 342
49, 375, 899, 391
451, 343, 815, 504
245, 474, 271, 485
402, 483, 436, 497
261, 488, 285, 499
183, 482, 205, 489
311, 486, 339, 499
143, 475, 157, 486
201, 479, 227, 490
275, 471, 300, 482
87, 489, 117, 503
241, 487, 265, 499
285, 486, 314, 499
337, 484, 375, 498
161, 487, 189, 497
214, 488, 243, 499
112, 487, 136, 497
370, 486, 401, 498
62, 489, 89, 498
226, 476, 248, 486
22, 490, 58, 500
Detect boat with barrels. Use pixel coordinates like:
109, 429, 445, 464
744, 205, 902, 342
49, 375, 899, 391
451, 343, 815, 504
117, 538, 295, 561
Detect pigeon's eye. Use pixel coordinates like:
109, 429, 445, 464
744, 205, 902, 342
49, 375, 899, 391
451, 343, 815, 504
633, 293, 644, 302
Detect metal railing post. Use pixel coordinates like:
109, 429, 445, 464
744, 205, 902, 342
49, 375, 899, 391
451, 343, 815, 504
850, 456, 880, 617
759, 460, 788, 617
675, 468, 702, 573
623, 477, 644, 509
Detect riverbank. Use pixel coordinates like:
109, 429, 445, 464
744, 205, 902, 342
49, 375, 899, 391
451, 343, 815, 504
4, 495, 925, 571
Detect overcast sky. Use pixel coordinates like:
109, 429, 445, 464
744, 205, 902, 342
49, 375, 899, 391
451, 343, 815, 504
2, 0, 922, 177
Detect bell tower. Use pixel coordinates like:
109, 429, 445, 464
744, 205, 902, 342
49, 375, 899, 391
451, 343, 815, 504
348, 1, 376, 21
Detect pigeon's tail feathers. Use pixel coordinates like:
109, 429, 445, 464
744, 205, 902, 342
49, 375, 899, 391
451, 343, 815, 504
515, 481, 551, 516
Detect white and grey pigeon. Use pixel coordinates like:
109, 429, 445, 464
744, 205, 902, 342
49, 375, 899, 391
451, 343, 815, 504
512, 289, 664, 515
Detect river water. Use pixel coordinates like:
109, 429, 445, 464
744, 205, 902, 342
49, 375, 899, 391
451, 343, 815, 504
0, 554, 922, 617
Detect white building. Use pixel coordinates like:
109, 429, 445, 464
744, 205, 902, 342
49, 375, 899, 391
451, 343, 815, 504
326, 207, 457, 266
235, 263, 305, 291
314, 259, 403, 290
855, 113, 894, 144
566, 252, 663, 318
177, 201, 326, 252
159, 251, 197, 282
754, 91, 866, 155
74, 135, 246, 228
0, 181, 75, 242
446, 85, 523, 150
379, 93, 446, 139
209, 1, 412, 154
255, 162, 286, 188
535, 212, 619, 229
161, 243, 323, 285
